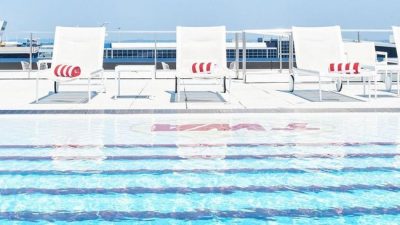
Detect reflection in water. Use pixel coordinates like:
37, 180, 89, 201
50, 145, 106, 170
177, 145, 228, 160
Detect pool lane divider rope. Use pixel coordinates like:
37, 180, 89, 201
1, 206, 400, 221
0, 167, 399, 175
0, 184, 399, 195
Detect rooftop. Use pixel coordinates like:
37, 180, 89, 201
1, 71, 400, 114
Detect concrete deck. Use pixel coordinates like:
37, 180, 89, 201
1, 71, 400, 113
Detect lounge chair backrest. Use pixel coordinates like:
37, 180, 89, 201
20, 61, 30, 71
51, 27, 105, 79
37, 61, 49, 70
393, 26, 400, 61
292, 26, 346, 73
229, 61, 237, 70
161, 62, 170, 70
343, 42, 376, 67
176, 26, 227, 78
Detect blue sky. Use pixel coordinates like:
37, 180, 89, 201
1, 0, 399, 32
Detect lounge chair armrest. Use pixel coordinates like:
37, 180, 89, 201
221, 68, 237, 78
361, 65, 375, 71
90, 69, 104, 75
38, 59, 52, 64
293, 68, 320, 76
37, 60, 52, 71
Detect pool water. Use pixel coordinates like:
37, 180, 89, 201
0, 113, 399, 224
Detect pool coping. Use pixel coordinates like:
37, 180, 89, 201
1, 108, 400, 114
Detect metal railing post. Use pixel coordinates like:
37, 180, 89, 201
235, 32, 239, 79
154, 36, 157, 79
242, 31, 247, 83
278, 36, 282, 73
289, 32, 294, 73
29, 32, 33, 79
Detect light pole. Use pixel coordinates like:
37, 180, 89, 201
117, 27, 121, 43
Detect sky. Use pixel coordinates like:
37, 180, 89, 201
1, 0, 399, 32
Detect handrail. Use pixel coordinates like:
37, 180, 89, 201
1, 27, 398, 82
1, 28, 394, 41
0, 28, 395, 35
342, 29, 392, 33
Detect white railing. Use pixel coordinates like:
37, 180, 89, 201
0, 28, 396, 80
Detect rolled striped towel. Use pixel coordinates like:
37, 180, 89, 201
192, 62, 217, 74
54, 65, 81, 77
329, 62, 360, 74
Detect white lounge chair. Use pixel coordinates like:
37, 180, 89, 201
156, 62, 176, 79
374, 26, 400, 94
291, 26, 377, 101
37, 61, 49, 71
35, 26, 106, 103
343, 41, 378, 98
175, 26, 231, 100
20, 61, 30, 71
161, 62, 170, 70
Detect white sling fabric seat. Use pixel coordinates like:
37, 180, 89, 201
291, 26, 377, 101
343, 41, 378, 98
175, 26, 232, 98
36, 26, 106, 103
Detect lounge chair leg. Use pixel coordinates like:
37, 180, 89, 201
101, 71, 106, 93
385, 71, 392, 92
336, 79, 343, 92
319, 76, 322, 101
289, 74, 294, 92
374, 75, 377, 99
175, 77, 178, 93
368, 77, 371, 99
54, 82, 58, 93
397, 71, 400, 96
362, 77, 366, 96
36, 76, 39, 103
88, 77, 91, 102
223, 77, 227, 93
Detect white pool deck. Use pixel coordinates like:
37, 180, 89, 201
1, 71, 400, 113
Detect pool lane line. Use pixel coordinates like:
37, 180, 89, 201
1, 206, 400, 221
0, 153, 399, 161
0, 167, 399, 175
0, 142, 398, 149
0, 184, 400, 195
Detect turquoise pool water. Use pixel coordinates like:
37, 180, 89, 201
0, 114, 399, 224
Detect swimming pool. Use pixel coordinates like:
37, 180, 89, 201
0, 113, 399, 224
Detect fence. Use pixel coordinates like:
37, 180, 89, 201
0, 29, 395, 80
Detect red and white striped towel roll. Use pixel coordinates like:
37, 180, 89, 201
192, 62, 217, 74
54, 65, 81, 77
329, 62, 360, 74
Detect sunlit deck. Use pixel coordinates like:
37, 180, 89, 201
1, 71, 400, 113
